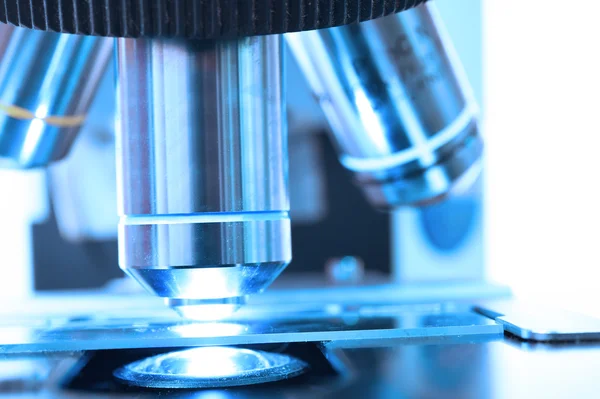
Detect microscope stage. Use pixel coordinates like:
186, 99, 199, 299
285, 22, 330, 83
1, 293, 600, 397
0, 302, 500, 354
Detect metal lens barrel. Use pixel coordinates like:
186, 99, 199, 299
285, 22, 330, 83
116, 36, 290, 314
0, 25, 112, 169
287, 3, 482, 208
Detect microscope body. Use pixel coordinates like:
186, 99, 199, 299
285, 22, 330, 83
0, 1, 599, 397
0, 0, 485, 309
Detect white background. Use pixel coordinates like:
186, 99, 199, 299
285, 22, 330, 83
484, 0, 600, 317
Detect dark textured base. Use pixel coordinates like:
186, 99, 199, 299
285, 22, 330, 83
0, 0, 427, 39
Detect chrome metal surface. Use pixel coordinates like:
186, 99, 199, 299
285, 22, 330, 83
114, 346, 308, 389
0, 26, 112, 169
474, 300, 600, 342
0, 303, 501, 354
116, 36, 290, 304
286, 3, 482, 208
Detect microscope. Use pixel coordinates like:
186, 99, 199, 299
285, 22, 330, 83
0, 0, 599, 397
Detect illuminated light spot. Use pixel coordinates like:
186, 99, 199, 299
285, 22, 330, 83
114, 346, 308, 389
169, 322, 246, 338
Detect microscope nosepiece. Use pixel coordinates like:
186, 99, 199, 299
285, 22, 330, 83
115, 36, 290, 312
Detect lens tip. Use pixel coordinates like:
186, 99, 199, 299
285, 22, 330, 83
167, 297, 246, 321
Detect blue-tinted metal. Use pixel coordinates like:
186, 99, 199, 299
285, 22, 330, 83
287, 3, 482, 208
115, 36, 290, 307
0, 25, 112, 169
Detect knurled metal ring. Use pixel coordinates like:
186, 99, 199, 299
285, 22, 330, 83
0, 0, 428, 39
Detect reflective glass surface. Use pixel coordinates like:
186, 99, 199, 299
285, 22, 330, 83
0, 304, 501, 354
114, 347, 308, 388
